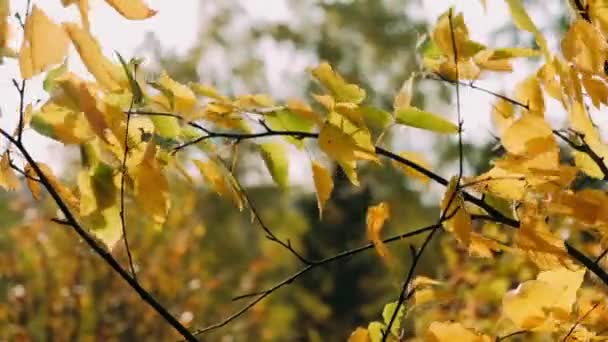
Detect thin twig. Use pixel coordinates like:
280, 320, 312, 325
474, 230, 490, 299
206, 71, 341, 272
495, 330, 528, 341
120, 98, 138, 280
562, 302, 600, 341
237, 176, 313, 265
427, 73, 529, 110
11, 79, 26, 142
382, 226, 441, 341
193, 223, 441, 336
448, 8, 464, 184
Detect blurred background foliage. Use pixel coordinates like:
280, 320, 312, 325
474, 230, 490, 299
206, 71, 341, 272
0, 0, 571, 340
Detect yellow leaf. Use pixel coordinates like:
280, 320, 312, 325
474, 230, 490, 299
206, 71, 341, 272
582, 74, 608, 109
0, 0, 12, 55
392, 151, 431, 184
194, 158, 245, 210
441, 177, 471, 246
78, 83, 112, 143
134, 141, 170, 228
505, 0, 550, 59
469, 233, 509, 258
502, 267, 585, 330
24, 164, 41, 200
0, 152, 20, 191
26, 162, 78, 209
427, 322, 492, 342
19, 6, 69, 79
156, 71, 197, 114
501, 113, 554, 155
433, 10, 484, 60
573, 151, 604, 179
311, 62, 366, 104
88, 205, 122, 250
64, 23, 124, 91
514, 216, 575, 270
366, 202, 392, 263
561, 19, 607, 74
311, 161, 333, 219
491, 99, 515, 136
189, 82, 230, 102
470, 166, 526, 201
318, 115, 377, 186
569, 101, 608, 165
77, 170, 97, 216
536, 59, 562, 101
347, 327, 370, 342
435, 58, 482, 80
104, 0, 157, 20
394, 75, 414, 110
473, 50, 513, 72
514, 75, 544, 116
286, 98, 322, 125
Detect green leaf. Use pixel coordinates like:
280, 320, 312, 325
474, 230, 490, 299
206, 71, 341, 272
395, 107, 458, 134
259, 142, 289, 189
266, 109, 314, 148
360, 106, 393, 131
150, 115, 181, 139
30, 115, 55, 138
91, 162, 117, 211
367, 321, 385, 342
492, 47, 540, 58
116, 51, 144, 105
382, 301, 405, 337
43, 63, 67, 92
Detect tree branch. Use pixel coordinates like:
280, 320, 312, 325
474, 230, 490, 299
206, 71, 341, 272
0, 129, 197, 341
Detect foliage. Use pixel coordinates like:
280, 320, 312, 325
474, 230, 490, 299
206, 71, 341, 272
2, 0, 608, 341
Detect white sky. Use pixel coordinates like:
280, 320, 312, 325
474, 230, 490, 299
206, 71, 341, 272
1, 0, 606, 196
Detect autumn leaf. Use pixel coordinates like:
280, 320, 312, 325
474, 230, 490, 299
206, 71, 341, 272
194, 158, 246, 210
24, 164, 41, 200
562, 19, 607, 74
318, 112, 377, 186
392, 151, 431, 184
514, 215, 576, 270
502, 267, 585, 330
134, 141, 171, 228
19, 6, 69, 79
64, 23, 124, 91
501, 113, 554, 155
514, 75, 544, 116
104, 0, 157, 20
0, 152, 20, 191
366, 202, 392, 264
311, 161, 333, 219
259, 142, 289, 189
505, 0, 550, 59
395, 107, 458, 134
427, 322, 492, 342
311, 62, 366, 104
347, 327, 370, 342
440, 177, 472, 247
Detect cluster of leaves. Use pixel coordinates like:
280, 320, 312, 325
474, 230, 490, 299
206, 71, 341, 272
3, 0, 608, 341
